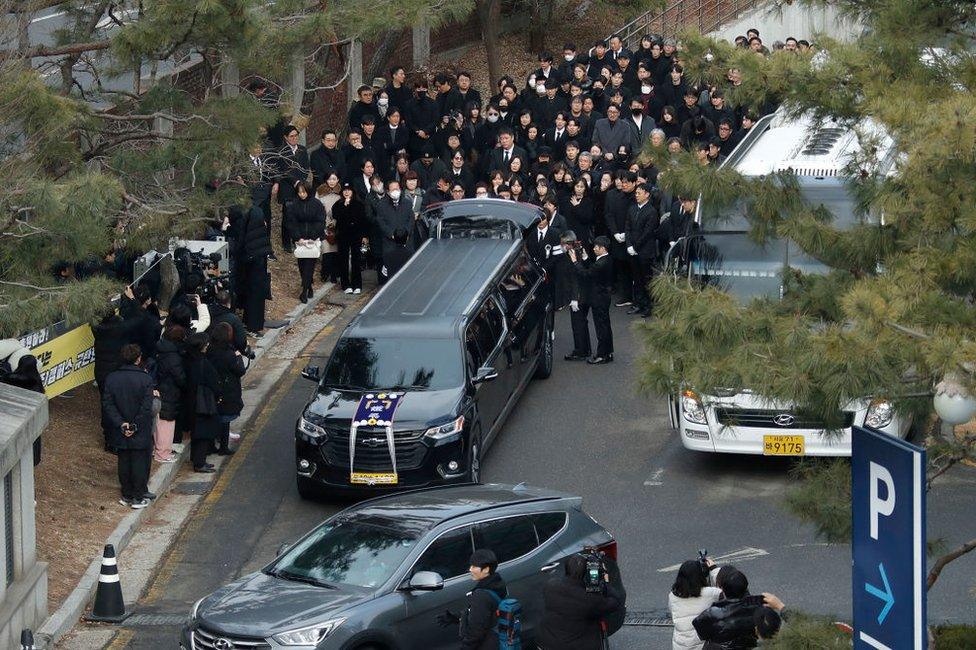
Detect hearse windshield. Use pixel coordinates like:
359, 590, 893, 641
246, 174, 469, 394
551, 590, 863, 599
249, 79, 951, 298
323, 337, 463, 391
691, 182, 868, 300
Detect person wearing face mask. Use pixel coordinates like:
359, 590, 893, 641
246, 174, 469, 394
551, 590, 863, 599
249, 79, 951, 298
460, 102, 486, 158
376, 90, 390, 119
497, 98, 513, 127
287, 181, 327, 303
406, 81, 438, 159
627, 97, 655, 147
558, 42, 580, 80
373, 179, 415, 284
365, 173, 387, 270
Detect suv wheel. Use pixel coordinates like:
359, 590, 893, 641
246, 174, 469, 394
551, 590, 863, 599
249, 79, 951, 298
466, 434, 482, 483
297, 476, 322, 500
533, 311, 554, 380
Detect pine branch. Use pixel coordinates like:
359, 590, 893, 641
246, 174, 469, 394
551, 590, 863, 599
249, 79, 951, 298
0, 40, 111, 59
927, 537, 976, 590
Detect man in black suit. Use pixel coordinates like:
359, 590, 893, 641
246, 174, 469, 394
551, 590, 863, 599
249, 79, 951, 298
625, 182, 661, 317
374, 108, 410, 177
543, 112, 570, 161
455, 71, 482, 111
534, 51, 557, 85
568, 236, 614, 364
373, 179, 415, 284
525, 207, 564, 275
447, 151, 475, 196
348, 84, 381, 130
310, 129, 346, 187
272, 125, 309, 252
604, 171, 637, 304
561, 231, 592, 361
488, 128, 527, 174
242, 142, 274, 243
627, 97, 655, 148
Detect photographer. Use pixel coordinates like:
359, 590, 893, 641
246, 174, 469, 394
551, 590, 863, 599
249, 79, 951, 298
538, 553, 624, 650
669, 556, 722, 650
692, 568, 765, 650
209, 290, 248, 355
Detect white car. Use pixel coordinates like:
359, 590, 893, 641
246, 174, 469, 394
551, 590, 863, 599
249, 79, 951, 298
670, 390, 910, 456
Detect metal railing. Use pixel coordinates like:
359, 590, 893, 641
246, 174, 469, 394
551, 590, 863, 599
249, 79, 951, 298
607, 0, 762, 49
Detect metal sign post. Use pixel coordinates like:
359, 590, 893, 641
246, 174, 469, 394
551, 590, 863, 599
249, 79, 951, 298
851, 425, 927, 649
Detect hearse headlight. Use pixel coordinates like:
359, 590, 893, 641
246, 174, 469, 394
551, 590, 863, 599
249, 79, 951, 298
681, 390, 708, 425
273, 617, 346, 645
298, 415, 328, 439
865, 399, 894, 428
424, 416, 465, 440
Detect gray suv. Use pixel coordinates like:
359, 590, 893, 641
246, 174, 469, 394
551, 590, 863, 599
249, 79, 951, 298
181, 483, 619, 649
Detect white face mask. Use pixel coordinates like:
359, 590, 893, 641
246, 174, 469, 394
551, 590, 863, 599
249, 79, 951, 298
536, 85, 546, 95
388, 189, 401, 201
372, 184, 384, 194
378, 97, 389, 107
528, 76, 537, 87
641, 85, 652, 94
564, 54, 575, 62
486, 114, 499, 123
476, 191, 488, 198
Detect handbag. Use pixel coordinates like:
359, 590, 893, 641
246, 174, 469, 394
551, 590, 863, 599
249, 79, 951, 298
196, 385, 219, 416
293, 239, 321, 259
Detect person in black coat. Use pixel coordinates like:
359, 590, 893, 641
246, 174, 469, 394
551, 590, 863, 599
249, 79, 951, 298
183, 332, 221, 473
309, 129, 347, 187
624, 182, 661, 317
119, 284, 162, 360
333, 184, 369, 293
381, 228, 413, 283
373, 109, 411, 176
563, 178, 595, 244
569, 237, 614, 363
272, 126, 310, 252
233, 205, 273, 333
603, 172, 637, 302
154, 324, 187, 463
538, 554, 625, 650
101, 344, 156, 507
288, 181, 327, 303
454, 549, 508, 650
207, 322, 246, 456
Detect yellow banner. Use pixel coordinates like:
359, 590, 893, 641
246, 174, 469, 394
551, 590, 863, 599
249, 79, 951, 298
29, 324, 96, 397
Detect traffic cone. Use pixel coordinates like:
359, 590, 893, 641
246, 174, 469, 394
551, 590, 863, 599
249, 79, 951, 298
20, 629, 34, 650
85, 544, 129, 623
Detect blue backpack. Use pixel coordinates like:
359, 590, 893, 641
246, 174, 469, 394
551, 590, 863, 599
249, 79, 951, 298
482, 589, 522, 650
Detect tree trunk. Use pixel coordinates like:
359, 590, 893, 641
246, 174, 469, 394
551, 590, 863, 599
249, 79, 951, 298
527, 0, 550, 53
476, 0, 502, 88
365, 29, 400, 87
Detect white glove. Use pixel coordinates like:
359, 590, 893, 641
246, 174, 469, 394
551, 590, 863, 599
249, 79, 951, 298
627, 245, 637, 256
569, 300, 579, 312
614, 233, 626, 243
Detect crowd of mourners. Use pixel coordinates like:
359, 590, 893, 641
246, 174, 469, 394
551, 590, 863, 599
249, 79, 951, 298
90, 27, 808, 511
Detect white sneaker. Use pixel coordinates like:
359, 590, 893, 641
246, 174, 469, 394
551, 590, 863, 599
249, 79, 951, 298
130, 498, 150, 509
118, 497, 131, 507
171, 443, 185, 453
229, 432, 241, 442
344, 288, 353, 294
353, 288, 361, 294
156, 456, 177, 464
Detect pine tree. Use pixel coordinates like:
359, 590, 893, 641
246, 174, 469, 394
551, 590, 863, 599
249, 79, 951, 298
636, 0, 976, 597
0, 0, 471, 337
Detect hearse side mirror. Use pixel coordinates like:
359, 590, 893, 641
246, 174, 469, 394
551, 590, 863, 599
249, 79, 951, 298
406, 571, 445, 592
301, 365, 321, 382
473, 367, 498, 385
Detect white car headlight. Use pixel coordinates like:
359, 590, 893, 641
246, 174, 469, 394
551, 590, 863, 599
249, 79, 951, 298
865, 399, 894, 428
298, 416, 328, 439
681, 390, 708, 425
424, 416, 465, 440
273, 618, 346, 646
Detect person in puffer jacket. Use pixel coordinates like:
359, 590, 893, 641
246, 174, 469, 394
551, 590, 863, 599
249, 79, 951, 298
669, 558, 722, 649
692, 568, 762, 650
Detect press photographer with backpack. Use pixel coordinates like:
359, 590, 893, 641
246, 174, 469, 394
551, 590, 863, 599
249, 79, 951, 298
538, 553, 625, 650
436, 549, 520, 650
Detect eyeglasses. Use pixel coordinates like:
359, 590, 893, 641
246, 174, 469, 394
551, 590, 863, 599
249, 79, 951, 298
452, 189, 465, 194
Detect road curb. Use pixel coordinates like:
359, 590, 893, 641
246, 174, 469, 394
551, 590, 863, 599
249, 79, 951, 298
34, 282, 335, 649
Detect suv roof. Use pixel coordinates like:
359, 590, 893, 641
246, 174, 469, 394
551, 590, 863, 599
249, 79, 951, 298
350, 238, 519, 339
345, 483, 577, 533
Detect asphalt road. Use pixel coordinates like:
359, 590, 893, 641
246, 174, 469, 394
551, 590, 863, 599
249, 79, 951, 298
117, 299, 976, 649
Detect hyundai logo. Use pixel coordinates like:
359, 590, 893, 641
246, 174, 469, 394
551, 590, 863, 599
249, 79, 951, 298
213, 638, 234, 650
773, 414, 796, 427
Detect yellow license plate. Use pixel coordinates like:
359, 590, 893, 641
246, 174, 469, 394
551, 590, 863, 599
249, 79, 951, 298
763, 435, 805, 456
350, 472, 399, 485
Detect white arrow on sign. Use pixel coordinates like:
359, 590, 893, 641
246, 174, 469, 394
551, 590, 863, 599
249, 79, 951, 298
657, 547, 770, 573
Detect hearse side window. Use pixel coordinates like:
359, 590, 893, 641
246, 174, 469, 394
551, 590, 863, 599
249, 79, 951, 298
466, 301, 504, 371
498, 252, 541, 318
472, 516, 538, 564
412, 526, 474, 580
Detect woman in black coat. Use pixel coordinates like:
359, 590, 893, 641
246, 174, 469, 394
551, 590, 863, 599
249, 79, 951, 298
332, 183, 369, 294
207, 322, 247, 456
538, 555, 624, 650
154, 324, 187, 463
563, 178, 595, 245
183, 332, 222, 473
287, 181, 327, 303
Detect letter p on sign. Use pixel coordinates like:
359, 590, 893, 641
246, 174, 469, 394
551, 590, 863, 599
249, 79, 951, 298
869, 462, 895, 540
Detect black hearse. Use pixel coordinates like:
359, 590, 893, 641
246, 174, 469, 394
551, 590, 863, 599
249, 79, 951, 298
295, 238, 554, 498
423, 198, 544, 240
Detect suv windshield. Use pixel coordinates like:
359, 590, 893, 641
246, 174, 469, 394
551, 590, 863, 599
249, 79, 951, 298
269, 517, 418, 589
323, 338, 462, 391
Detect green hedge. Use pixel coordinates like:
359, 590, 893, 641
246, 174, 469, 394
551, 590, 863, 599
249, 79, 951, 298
758, 615, 976, 648
933, 625, 976, 649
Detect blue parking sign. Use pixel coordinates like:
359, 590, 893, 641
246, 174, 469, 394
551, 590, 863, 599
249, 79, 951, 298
852, 425, 926, 649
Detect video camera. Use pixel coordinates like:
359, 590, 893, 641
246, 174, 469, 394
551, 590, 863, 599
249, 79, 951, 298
174, 247, 230, 304
581, 546, 608, 594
